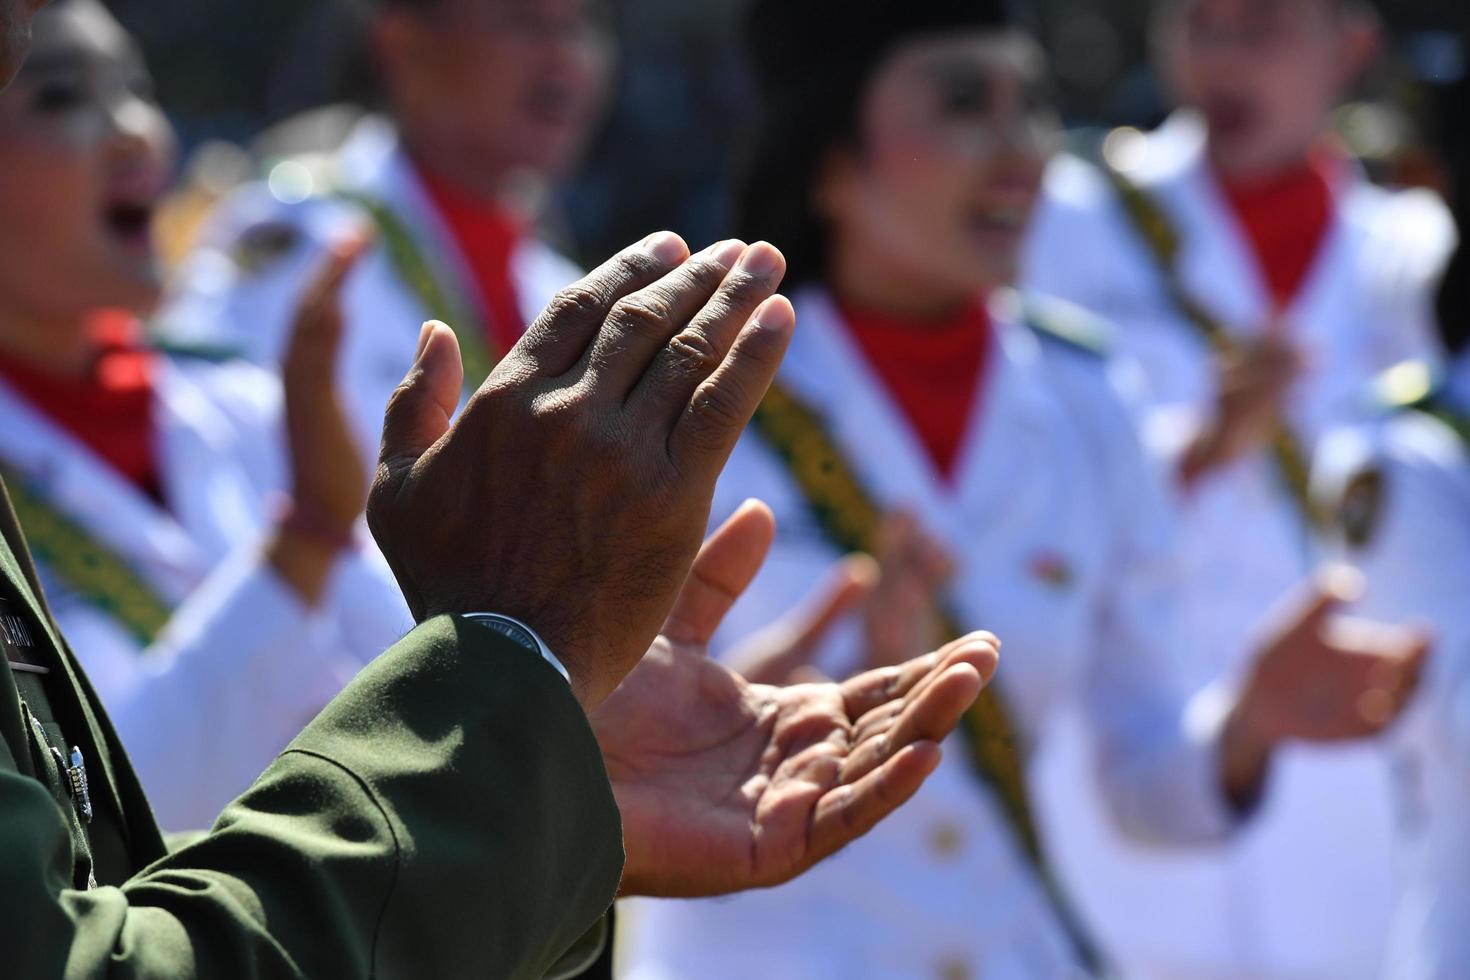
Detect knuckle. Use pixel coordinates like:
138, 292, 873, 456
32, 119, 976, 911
547, 283, 607, 324
683, 378, 747, 438
615, 247, 663, 279
666, 330, 722, 374
611, 293, 676, 340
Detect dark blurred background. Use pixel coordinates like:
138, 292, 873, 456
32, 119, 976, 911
114, 0, 1470, 264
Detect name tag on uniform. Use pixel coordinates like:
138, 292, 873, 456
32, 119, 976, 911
1, 595, 48, 675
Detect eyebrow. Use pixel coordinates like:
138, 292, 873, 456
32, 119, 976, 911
16, 50, 90, 78
917, 60, 994, 85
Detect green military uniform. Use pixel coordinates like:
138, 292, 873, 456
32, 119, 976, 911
0, 479, 621, 978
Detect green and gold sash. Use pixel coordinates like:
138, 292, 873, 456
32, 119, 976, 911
1103, 165, 1322, 528
0, 466, 172, 647
332, 189, 502, 390
750, 380, 1104, 973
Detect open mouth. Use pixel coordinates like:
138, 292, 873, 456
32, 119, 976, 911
970, 208, 1029, 237
103, 201, 154, 248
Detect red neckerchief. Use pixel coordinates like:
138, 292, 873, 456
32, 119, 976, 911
839, 299, 992, 482
1218, 146, 1342, 309
0, 311, 163, 502
415, 164, 529, 356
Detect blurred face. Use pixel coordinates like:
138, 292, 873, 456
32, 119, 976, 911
1158, 0, 1378, 176
1, 0, 51, 88
0, 0, 174, 323
378, 0, 614, 180
821, 31, 1058, 304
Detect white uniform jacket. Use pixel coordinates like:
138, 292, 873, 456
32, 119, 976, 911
622, 288, 1239, 980
1314, 356, 1470, 980
0, 355, 412, 832
158, 115, 584, 463
1021, 113, 1456, 980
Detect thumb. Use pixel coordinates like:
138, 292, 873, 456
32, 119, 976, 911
376, 321, 464, 482
1294, 564, 1365, 636
662, 500, 777, 647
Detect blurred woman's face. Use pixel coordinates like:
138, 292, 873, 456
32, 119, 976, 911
820, 31, 1058, 303
1158, 0, 1374, 177
0, 0, 174, 323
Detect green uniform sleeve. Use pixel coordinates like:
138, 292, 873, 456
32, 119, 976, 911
0, 615, 624, 979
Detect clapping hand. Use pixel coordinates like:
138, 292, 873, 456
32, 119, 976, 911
1182, 331, 1303, 487
1221, 567, 1431, 809
267, 234, 372, 605
595, 500, 998, 898
368, 235, 796, 710
727, 511, 953, 685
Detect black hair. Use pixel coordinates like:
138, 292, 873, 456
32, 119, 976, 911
734, 0, 1012, 290
732, 74, 863, 292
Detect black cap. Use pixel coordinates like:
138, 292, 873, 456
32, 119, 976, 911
745, 0, 1013, 98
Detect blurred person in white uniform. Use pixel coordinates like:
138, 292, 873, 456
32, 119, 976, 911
1023, 2, 1456, 976
157, 0, 612, 461
1313, 130, 1470, 980
619, 2, 1428, 977
0, 0, 410, 832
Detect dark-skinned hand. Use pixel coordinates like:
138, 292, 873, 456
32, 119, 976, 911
367, 235, 796, 710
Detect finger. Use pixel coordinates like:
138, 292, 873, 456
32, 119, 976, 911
510, 232, 691, 378
1398, 631, 1433, 697
806, 742, 942, 868
374, 322, 463, 489
841, 632, 1000, 719
1351, 627, 1433, 727
1284, 565, 1364, 639
851, 700, 905, 745
577, 240, 749, 397
662, 499, 776, 647
666, 293, 796, 478
841, 662, 984, 784
790, 555, 878, 653
283, 234, 371, 368
631, 242, 787, 423
877, 511, 918, 566
918, 538, 956, 588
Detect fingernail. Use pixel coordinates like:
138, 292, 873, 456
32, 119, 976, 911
753, 295, 796, 332
707, 239, 747, 269
414, 321, 437, 362
737, 242, 784, 279
642, 231, 687, 264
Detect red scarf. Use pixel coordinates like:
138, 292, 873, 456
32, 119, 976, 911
0, 311, 163, 501
1218, 147, 1342, 309
840, 300, 992, 482
416, 164, 529, 356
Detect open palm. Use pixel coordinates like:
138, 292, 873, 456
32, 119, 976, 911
592, 502, 997, 899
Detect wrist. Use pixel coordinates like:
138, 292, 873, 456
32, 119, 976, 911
1179, 423, 1227, 489
274, 494, 358, 555
459, 612, 593, 710
1219, 694, 1278, 814
264, 530, 336, 607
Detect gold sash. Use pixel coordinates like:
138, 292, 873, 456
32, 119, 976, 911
0, 466, 172, 647
333, 189, 502, 390
1104, 165, 1322, 528
750, 380, 1103, 973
